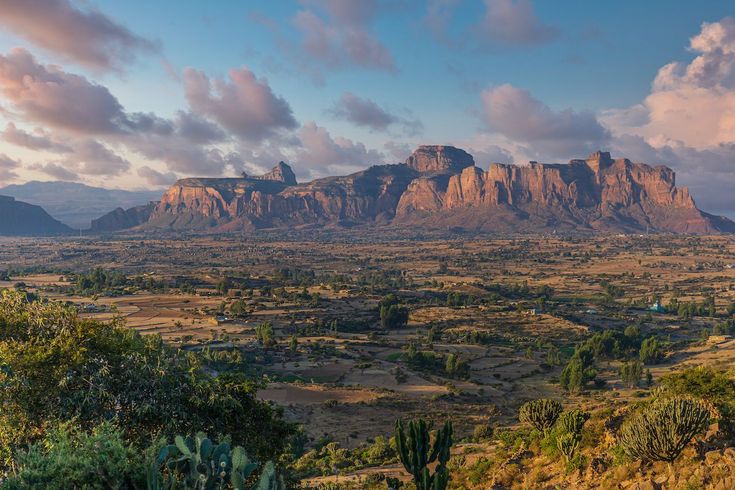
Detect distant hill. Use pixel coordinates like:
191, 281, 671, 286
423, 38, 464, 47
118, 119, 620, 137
0, 195, 71, 236
0, 181, 161, 230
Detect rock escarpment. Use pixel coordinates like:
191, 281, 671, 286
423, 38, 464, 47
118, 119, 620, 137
103, 146, 734, 234
0, 195, 72, 236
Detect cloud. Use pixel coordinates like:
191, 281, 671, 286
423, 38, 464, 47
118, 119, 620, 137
137, 165, 177, 186
469, 144, 515, 167
0, 0, 157, 71
383, 140, 412, 162
0, 48, 130, 133
70, 139, 130, 176
28, 162, 78, 181
0, 153, 20, 181
292, 0, 395, 73
173, 111, 227, 145
329, 92, 423, 135
1, 122, 72, 152
183, 67, 297, 142
475, 0, 558, 47
295, 121, 384, 178
422, 0, 461, 44
481, 84, 610, 158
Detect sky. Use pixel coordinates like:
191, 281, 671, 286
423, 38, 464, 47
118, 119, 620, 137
0, 0, 734, 216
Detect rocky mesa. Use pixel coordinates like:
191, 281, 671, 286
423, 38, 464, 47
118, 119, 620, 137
105, 146, 733, 234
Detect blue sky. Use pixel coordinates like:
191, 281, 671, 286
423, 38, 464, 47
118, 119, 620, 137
0, 1, 734, 216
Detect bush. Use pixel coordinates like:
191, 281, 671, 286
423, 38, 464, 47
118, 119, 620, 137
1, 423, 144, 489
619, 396, 710, 464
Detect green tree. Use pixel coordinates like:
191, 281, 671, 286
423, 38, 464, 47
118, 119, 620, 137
0, 291, 294, 468
255, 321, 275, 348
639, 337, 664, 364
620, 360, 643, 388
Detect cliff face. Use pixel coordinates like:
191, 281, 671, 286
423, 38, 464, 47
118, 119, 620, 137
124, 146, 733, 234
0, 195, 71, 236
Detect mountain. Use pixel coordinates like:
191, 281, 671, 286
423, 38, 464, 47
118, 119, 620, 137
0, 195, 72, 236
99, 146, 735, 234
0, 181, 161, 229
90, 202, 157, 232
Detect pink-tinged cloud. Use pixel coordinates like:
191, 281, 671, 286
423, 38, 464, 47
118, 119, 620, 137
183, 67, 297, 142
603, 17, 735, 149
0, 0, 157, 71
293, 1, 395, 73
71, 139, 130, 176
296, 121, 384, 178
481, 84, 609, 157
329, 92, 423, 135
476, 0, 558, 47
0, 48, 128, 133
137, 165, 177, 186
1, 122, 72, 153
0, 153, 20, 182
28, 162, 78, 181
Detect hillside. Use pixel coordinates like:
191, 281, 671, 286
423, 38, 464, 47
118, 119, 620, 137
0, 195, 72, 236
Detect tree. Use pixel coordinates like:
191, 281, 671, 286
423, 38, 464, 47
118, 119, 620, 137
639, 337, 664, 364
620, 360, 643, 388
560, 346, 597, 393
620, 397, 710, 465
255, 321, 275, 347
518, 399, 562, 436
395, 419, 453, 490
0, 291, 294, 468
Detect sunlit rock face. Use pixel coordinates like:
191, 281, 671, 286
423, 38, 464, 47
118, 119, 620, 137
135, 147, 734, 234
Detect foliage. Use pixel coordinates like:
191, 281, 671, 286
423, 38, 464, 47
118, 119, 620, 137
255, 321, 276, 347
619, 396, 710, 463
379, 294, 409, 329
639, 337, 664, 364
1, 423, 144, 489
150, 433, 284, 490
518, 399, 562, 436
559, 346, 597, 393
0, 290, 294, 469
394, 419, 453, 490
291, 437, 396, 478
659, 366, 735, 425
620, 360, 643, 388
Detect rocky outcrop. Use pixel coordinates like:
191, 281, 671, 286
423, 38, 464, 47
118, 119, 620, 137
252, 162, 297, 185
0, 195, 71, 236
395, 151, 732, 233
108, 147, 734, 234
90, 202, 157, 232
404, 145, 474, 174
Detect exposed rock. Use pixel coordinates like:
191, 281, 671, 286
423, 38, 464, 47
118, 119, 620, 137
0, 195, 71, 236
253, 161, 297, 185
404, 145, 474, 174
90, 202, 157, 232
100, 147, 734, 235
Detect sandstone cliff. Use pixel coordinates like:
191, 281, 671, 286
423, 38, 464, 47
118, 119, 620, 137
103, 146, 734, 234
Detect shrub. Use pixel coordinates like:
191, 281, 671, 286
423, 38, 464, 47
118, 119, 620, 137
518, 399, 562, 436
1, 423, 144, 489
639, 337, 664, 365
619, 397, 710, 464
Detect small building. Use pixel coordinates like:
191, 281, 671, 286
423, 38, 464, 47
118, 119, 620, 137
649, 301, 666, 313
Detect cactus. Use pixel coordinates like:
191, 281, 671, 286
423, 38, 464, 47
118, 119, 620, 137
394, 418, 453, 490
554, 409, 589, 462
518, 399, 562, 436
556, 432, 580, 463
556, 409, 590, 436
619, 396, 710, 464
150, 433, 283, 490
